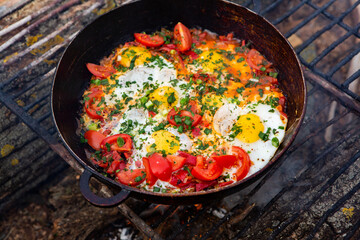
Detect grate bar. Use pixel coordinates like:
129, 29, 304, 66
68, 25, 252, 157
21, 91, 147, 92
151, 205, 178, 229
260, 0, 283, 16
306, 151, 360, 239
268, 148, 360, 240
307, 1, 360, 38
23, 92, 50, 111
344, 213, 360, 240
295, 1, 360, 54
0, 0, 33, 19
36, 111, 52, 123
283, 0, 336, 38
0, 0, 80, 53
236, 127, 359, 239
342, 68, 360, 87
271, 0, 309, 26
328, 45, 360, 77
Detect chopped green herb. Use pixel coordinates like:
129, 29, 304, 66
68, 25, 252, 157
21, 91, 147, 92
271, 137, 279, 147
117, 137, 125, 147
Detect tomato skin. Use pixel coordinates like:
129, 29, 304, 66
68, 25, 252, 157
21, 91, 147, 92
191, 156, 223, 181
86, 63, 115, 79
212, 155, 237, 169
167, 109, 202, 128
191, 127, 201, 137
174, 22, 192, 52
134, 33, 164, 47
116, 169, 146, 186
148, 111, 156, 118
246, 49, 270, 71
166, 155, 186, 171
167, 109, 179, 126
84, 90, 104, 119
148, 153, 172, 181
169, 170, 192, 188
84, 130, 106, 150
107, 160, 122, 174
232, 146, 251, 180
178, 151, 197, 166
195, 180, 217, 192
100, 134, 133, 152
142, 157, 158, 186
219, 180, 234, 187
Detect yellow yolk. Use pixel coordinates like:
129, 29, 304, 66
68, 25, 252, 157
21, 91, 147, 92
149, 86, 178, 111
224, 81, 245, 98
198, 50, 227, 74
229, 56, 252, 81
118, 46, 152, 67
236, 114, 264, 143
202, 93, 225, 108
147, 130, 180, 154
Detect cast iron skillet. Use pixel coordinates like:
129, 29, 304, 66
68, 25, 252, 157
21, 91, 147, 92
52, 0, 306, 206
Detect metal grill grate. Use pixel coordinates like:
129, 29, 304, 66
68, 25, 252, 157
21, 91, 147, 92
0, 0, 359, 239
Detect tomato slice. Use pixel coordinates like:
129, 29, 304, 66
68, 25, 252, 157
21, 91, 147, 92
142, 157, 158, 186
84, 130, 106, 150
100, 134, 133, 153
148, 153, 172, 181
174, 22, 192, 52
169, 170, 192, 188
167, 109, 179, 126
116, 168, 146, 186
86, 63, 115, 79
178, 151, 197, 166
84, 90, 104, 119
212, 155, 237, 169
134, 33, 164, 47
246, 49, 270, 71
232, 146, 251, 180
166, 155, 186, 171
191, 156, 223, 181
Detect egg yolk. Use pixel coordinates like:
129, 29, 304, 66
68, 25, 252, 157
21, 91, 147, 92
147, 130, 180, 154
229, 56, 252, 81
236, 114, 264, 143
198, 50, 227, 74
118, 46, 152, 67
202, 93, 225, 108
149, 86, 178, 111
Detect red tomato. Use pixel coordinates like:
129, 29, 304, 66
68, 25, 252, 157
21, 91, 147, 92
279, 96, 286, 109
191, 156, 223, 181
159, 43, 177, 52
167, 109, 179, 126
134, 33, 164, 47
219, 32, 234, 41
148, 153, 172, 181
166, 155, 186, 171
191, 127, 201, 137
174, 22, 192, 52
84, 130, 106, 150
195, 180, 217, 192
86, 63, 115, 79
142, 157, 157, 186
232, 146, 250, 180
148, 111, 156, 118
107, 160, 122, 174
116, 169, 146, 186
178, 151, 197, 166
184, 50, 199, 60
212, 155, 237, 169
219, 180, 234, 187
169, 170, 192, 188
84, 90, 104, 119
167, 109, 202, 128
246, 49, 270, 71
100, 134, 133, 152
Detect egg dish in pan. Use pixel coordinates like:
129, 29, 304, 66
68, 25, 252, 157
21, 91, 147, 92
80, 22, 287, 193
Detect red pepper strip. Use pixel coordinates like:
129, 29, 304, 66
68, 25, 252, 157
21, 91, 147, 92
178, 151, 197, 166
195, 180, 217, 192
219, 180, 234, 187
100, 134, 133, 152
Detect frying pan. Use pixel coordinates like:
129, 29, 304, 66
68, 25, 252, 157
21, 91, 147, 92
51, 0, 306, 206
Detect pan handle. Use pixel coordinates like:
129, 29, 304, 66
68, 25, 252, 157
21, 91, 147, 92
79, 169, 130, 207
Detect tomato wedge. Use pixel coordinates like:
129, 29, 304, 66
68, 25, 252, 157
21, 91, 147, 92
148, 153, 172, 181
191, 156, 223, 181
166, 155, 186, 171
84, 90, 104, 119
212, 155, 237, 169
167, 109, 202, 128
84, 130, 106, 150
143, 157, 158, 186
232, 146, 251, 180
246, 49, 270, 71
100, 134, 133, 152
134, 33, 164, 47
86, 63, 115, 79
174, 22, 192, 52
169, 170, 192, 188
116, 168, 146, 186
